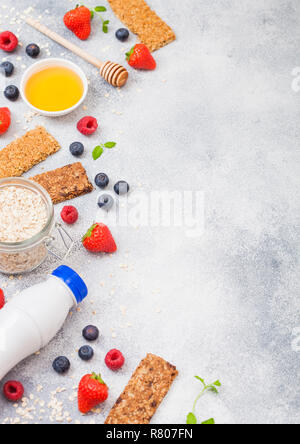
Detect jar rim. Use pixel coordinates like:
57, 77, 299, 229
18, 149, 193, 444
0, 177, 54, 251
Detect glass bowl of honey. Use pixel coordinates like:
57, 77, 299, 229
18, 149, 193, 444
20, 58, 88, 117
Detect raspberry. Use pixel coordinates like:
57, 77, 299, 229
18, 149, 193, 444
0, 289, 5, 309
61, 206, 79, 224
0, 31, 18, 52
3, 381, 24, 402
77, 116, 98, 136
105, 349, 125, 371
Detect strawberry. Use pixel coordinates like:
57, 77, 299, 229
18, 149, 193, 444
0, 107, 11, 135
0, 289, 5, 309
78, 373, 108, 413
126, 43, 156, 70
82, 223, 117, 253
63, 5, 91, 40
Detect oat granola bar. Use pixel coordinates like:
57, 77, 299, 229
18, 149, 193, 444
31, 162, 93, 204
108, 0, 176, 52
0, 127, 61, 179
105, 353, 178, 424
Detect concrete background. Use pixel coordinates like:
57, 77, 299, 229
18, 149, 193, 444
0, 0, 299, 424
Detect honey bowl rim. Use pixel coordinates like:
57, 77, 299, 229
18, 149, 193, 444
20, 58, 88, 117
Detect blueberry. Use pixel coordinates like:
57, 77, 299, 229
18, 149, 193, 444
52, 356, 70, 374
116, 28, 129, 42
95, 173, 109, 189
82, 325, 99, 341
98, 194, 114, 211
4, 85, 19, 101
78, 345, 94, 361
26, 43, 40, 58
0, 61, 14, 77
70, 142, 84, 157
114, 181, 130, 196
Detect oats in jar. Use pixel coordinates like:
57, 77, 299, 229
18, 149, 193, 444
0, 179, 54, 275
0, 186, 48, 242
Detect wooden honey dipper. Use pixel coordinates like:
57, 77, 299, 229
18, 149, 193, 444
25, 17, 128, 88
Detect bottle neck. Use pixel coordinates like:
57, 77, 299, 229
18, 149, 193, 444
50, 275, 77, 307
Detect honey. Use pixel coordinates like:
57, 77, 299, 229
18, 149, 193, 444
25, 66, 84, 112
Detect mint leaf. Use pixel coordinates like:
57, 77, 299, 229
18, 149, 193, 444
187, 377, 221, 425
209, 386, 219, 394
186, 413, 197, 424
91, 6, 109, 33
104, 142, 116, 149
195, 376, 205, 385
102, 20, 109, 33
201, 418, 215, 425
92, 145, 104, 160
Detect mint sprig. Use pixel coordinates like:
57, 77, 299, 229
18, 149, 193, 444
92, 142, 116, 160
186, 377, 221, 425
90, 6, 109, 33
76, 4, 110, 33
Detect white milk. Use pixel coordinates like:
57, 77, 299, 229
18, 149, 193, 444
0, 265, 88, 381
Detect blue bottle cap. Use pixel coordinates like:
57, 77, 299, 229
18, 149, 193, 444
52, 265, 88, 304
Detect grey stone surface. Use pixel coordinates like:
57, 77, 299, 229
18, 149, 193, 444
0, 0, 299, 424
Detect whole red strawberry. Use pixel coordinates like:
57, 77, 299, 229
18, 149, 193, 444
63, 5, 91, 40
0, 289, 5, 309
126, 43, 156, 70
0, 108, 11, 135
82, 223, 117, 253
78, 373, 108, 413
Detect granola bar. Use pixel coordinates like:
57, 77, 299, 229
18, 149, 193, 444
0, 127, 60, 179
108, 0, 176, 52
31, 162, 93, 204
105, 353, 178, 424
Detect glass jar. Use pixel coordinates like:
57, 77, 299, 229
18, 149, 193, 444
0, 178, 73, 275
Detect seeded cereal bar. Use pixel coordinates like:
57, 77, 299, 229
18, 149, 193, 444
108, 0, 176, 52
105, 353, 178, 424
0, 127, 61, 179
31, 162, 93, 204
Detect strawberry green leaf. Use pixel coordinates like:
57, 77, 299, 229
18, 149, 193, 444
82, 224, 98, 241
92, 145, 104, 160
91, 372, 106, 385
126, 46, 135, 61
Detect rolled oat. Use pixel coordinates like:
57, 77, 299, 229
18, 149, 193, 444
0, 183, 52, 274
